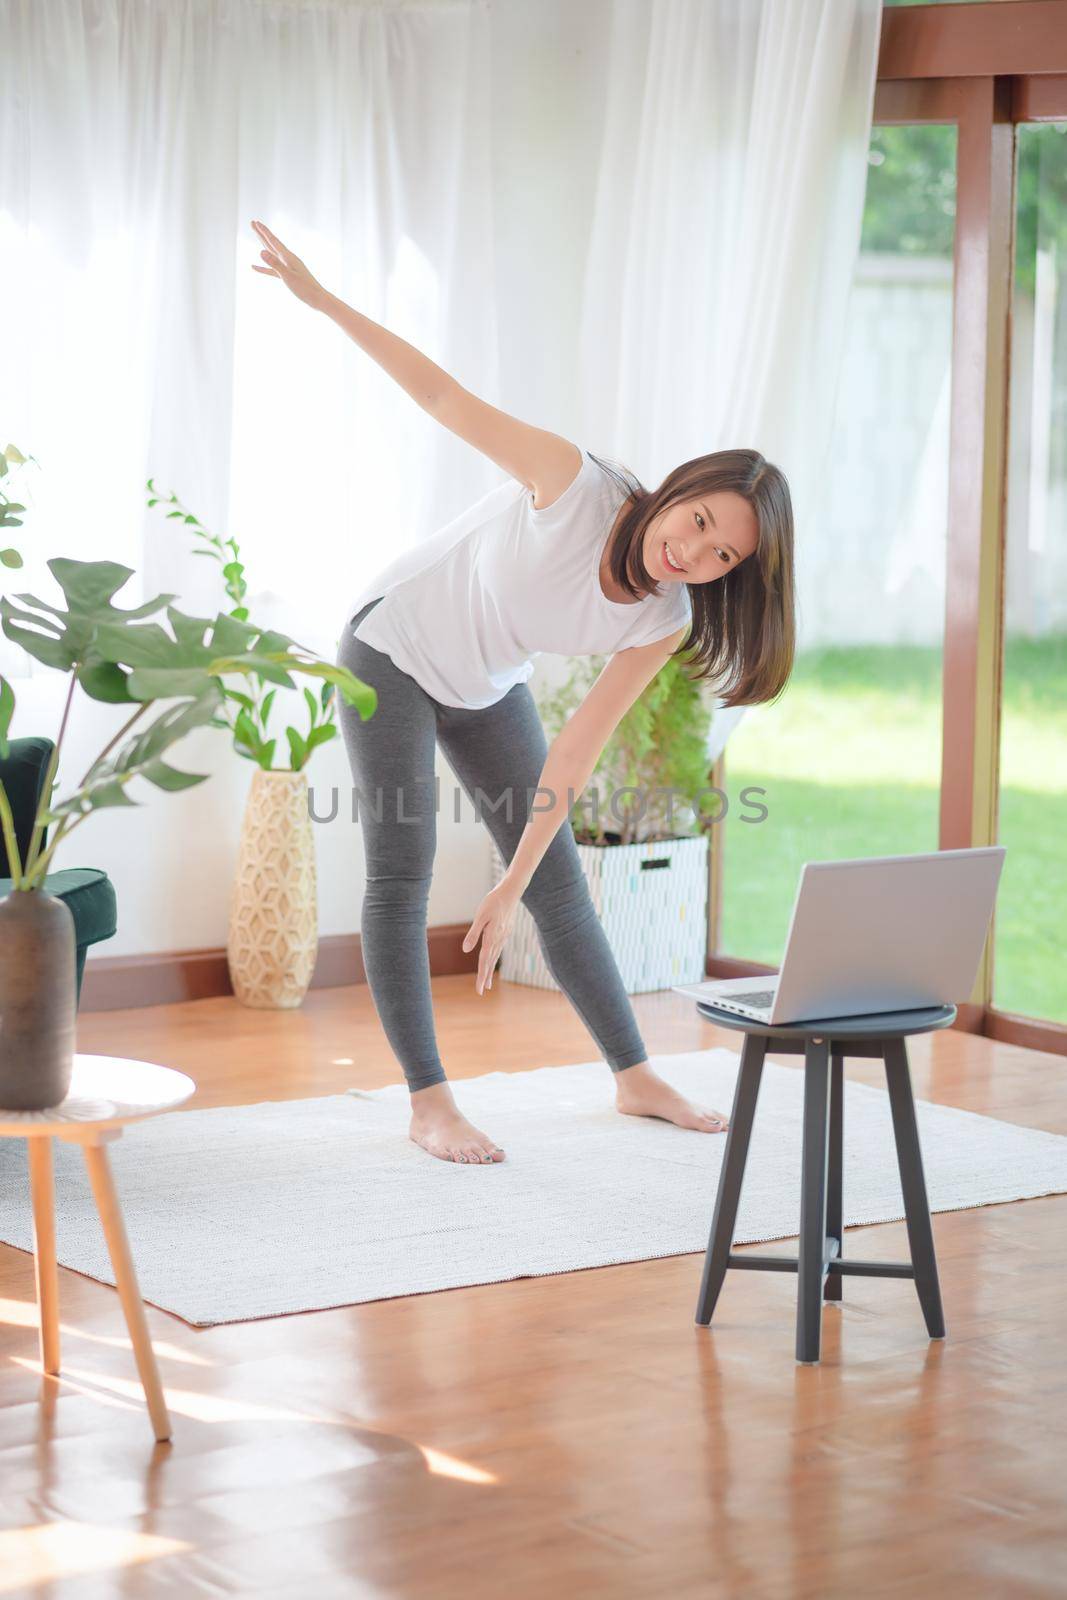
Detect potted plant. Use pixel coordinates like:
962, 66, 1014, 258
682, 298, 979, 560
0, 443, 374, 1109
146, 481, 348, 1009
490, 649, 719, 994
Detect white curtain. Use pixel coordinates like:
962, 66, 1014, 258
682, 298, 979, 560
0, 0, 498, 683
0, 0, 883, 952
1, 0, 880, 680
579, 0, 883, 622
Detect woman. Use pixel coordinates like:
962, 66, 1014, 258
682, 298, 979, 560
252, 219, 796, 1166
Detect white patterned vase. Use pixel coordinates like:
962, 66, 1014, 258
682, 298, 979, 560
227, 768, 318, 1009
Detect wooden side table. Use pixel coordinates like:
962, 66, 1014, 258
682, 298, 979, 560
691, 1003, 957, 1364
0, 1054, 196, 1441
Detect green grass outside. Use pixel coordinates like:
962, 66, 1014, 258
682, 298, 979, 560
715, 635, 1067, 1026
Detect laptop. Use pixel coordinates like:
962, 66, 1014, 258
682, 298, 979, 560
673, 846, 1007, 1025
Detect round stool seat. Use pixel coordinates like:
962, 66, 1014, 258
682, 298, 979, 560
695, 1001, 957, 1041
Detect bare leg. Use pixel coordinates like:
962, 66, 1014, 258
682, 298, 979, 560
437, 683, 729, 1135
337, 609, 506, 1165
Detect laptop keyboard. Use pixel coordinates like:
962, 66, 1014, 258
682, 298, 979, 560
731, 989, 778, 1009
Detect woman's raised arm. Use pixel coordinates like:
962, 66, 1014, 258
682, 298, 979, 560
251, 219, 456, 415
250, 220, 576, 497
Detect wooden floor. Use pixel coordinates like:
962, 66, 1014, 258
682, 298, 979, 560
1, 976, 1065, 1599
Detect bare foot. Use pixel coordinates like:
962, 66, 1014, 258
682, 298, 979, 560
409, 1083, 506, 1164
614, 1063, 729, 1133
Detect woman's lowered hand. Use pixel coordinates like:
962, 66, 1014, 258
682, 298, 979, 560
462, 878, 523, 996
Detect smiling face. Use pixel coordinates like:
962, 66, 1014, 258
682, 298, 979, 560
640, 491, 760, 586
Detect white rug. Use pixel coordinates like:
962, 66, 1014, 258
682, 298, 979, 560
1, 1048, 1065, 1328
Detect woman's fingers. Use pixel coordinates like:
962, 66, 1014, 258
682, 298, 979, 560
479, 938, 501, 993
250, 223, 325, 309
253, 219, 294, 265
252, 220, 283, 260
251, 223, 283, 280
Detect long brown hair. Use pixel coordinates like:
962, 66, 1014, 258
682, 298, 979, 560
588, 447, 796, 709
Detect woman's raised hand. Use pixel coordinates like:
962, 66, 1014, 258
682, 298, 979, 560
250, 220, 327, 310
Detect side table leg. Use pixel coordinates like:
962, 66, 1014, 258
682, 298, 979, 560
883, 1038, 946, 1340
27, 1137, 60, 1376
797, 1039, 831, 1364
82, 1137, 172, 1442
695, 1033, 767, 1326
824, 1051, 844, 1304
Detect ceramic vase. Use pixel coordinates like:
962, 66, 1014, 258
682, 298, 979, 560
0, 886, 77, 1109
227, 769, 318, 1008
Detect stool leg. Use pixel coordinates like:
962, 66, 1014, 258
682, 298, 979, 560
27, 1137, 61, 1376
82, 1137, 172, 1442
796, 1039, 831, 1364
695, 1032, 767, 1326
883, 1038, 946, 1339
824, 1051, 844, 1303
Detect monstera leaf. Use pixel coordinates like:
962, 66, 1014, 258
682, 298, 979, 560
43, 690, 224, 822
0, 556, 377, 886
0, 558, 375, 758
1, 559, 180, 682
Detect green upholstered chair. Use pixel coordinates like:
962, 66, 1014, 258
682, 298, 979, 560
0, 736, 118, 1005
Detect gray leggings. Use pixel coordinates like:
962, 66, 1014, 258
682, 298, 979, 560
335, 597, 649, 1093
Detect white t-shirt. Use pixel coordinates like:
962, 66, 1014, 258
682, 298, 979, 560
345, 447, 692, 710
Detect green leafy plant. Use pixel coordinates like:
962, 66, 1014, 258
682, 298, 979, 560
146, 480, 339, 771
538, 650, 717, 846
1, 442, 33, 570
0, 444, 375, 893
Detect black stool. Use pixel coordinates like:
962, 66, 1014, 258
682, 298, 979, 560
693, 1002, 957, 1364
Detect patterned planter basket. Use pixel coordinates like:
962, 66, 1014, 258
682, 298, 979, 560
490, 833, 709, 996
